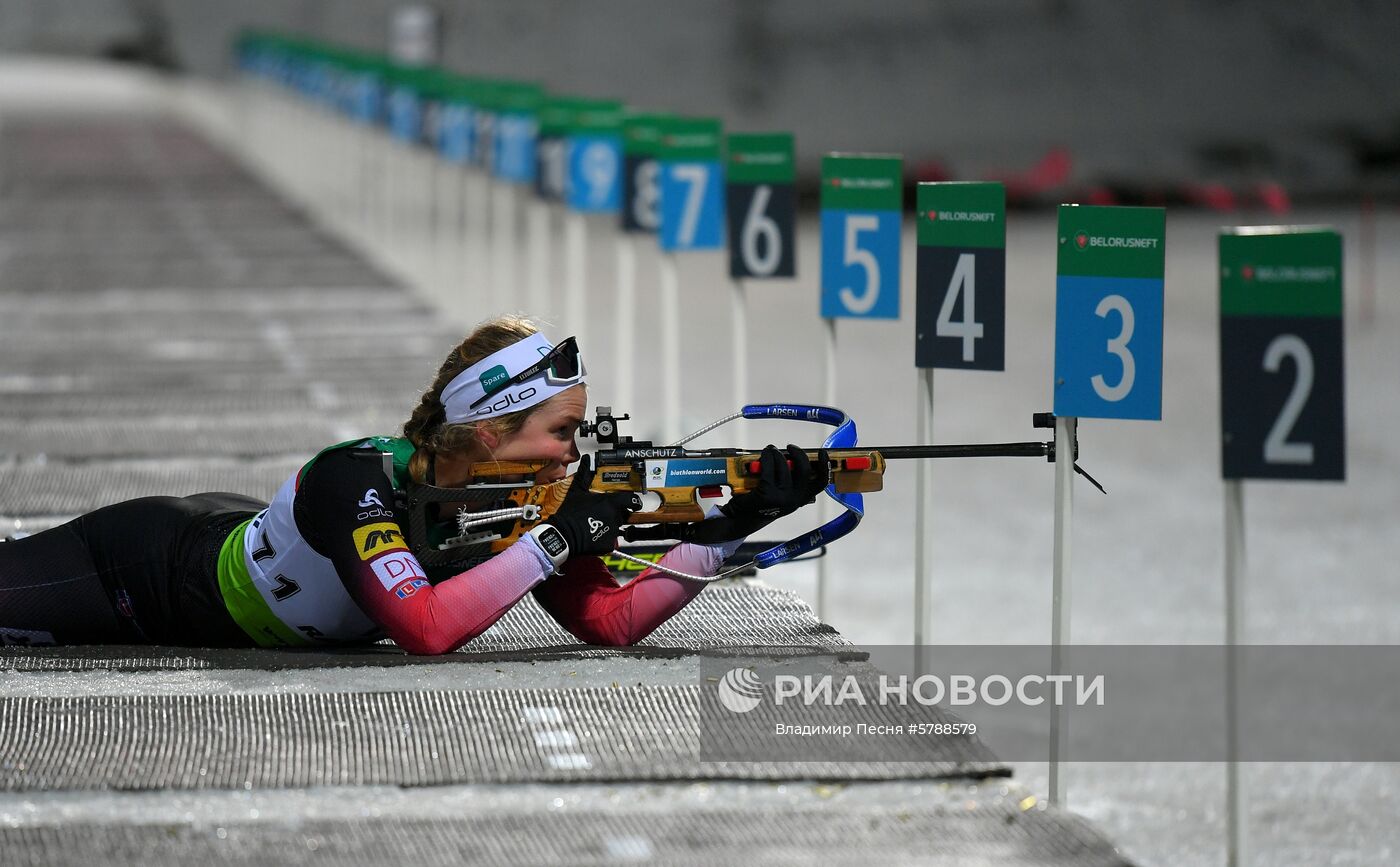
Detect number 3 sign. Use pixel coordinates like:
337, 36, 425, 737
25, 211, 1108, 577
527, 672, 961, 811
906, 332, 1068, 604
1052, 205, 1166, 420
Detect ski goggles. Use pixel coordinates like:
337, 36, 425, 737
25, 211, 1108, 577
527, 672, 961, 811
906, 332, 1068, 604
467, 335, 586, 410
442, 333, 589, 423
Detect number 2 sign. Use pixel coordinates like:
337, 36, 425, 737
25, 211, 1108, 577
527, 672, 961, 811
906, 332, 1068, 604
1052, 205, 1165, 420
820, 154, 902, 319
1219, 227, 1345, 481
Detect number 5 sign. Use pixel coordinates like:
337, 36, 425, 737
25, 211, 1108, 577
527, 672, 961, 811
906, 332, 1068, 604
1052, 205, 1165, 419
1219, 227, 1345, 481
821, 154, 902, 319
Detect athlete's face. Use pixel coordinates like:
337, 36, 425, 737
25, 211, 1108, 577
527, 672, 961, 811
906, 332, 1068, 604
488, 385, 585, 482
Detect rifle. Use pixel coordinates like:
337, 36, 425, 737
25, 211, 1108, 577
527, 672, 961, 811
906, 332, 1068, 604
406, 404, 1102, 576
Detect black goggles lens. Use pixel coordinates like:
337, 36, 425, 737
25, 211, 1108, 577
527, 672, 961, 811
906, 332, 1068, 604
545, 336, 582, 379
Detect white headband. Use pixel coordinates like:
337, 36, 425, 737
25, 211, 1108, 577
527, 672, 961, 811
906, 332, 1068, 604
440, 332, 587, 422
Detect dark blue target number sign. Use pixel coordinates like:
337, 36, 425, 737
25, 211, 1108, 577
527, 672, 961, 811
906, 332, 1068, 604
1219, 228, 1345, 481
726, 133, 796, 279
914, 181, 1006, 370
622, 113, 668, 233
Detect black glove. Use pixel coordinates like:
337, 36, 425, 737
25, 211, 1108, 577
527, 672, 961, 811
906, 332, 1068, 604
717, 444, 830, 537
544, 455, 642, 557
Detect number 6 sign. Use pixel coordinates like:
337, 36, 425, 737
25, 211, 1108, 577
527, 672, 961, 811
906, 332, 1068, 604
726, 132, 796, 278
820, 154, 902, 319
1052, 204, 1166, 420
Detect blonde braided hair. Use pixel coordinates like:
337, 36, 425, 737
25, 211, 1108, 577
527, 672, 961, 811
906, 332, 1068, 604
402, 315, 542, 484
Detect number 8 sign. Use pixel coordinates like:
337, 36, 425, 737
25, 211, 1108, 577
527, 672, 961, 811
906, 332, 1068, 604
820, 154, 902, 319
1052, 205, 1166, 420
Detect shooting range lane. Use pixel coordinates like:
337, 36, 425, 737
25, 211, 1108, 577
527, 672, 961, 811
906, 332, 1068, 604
0, 587, 855, 667
0, 783, 1124, 867
0, 94, 1128, 865
0, 685, 1001, 790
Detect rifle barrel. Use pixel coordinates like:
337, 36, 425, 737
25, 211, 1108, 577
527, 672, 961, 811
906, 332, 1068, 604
867, 442, 1051, 460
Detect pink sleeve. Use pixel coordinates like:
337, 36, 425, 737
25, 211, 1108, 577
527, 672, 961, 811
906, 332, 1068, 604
531, 543, 723, 646
294, 448, 554, 655
354, 540, 551, 655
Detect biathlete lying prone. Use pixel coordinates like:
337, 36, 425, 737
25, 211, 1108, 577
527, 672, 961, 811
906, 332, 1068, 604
0, 316, 827, 654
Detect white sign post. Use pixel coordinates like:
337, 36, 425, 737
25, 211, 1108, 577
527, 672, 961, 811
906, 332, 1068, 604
1050, 204, 1167, 807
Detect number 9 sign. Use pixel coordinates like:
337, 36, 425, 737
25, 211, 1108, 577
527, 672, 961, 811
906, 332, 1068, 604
565, 100, 623, 213
1052, 205, 1165, 420
820, 154, 902, 319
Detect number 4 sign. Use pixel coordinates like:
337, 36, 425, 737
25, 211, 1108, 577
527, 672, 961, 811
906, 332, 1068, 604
821, 154, 902, 319
915, 182, 1006, 369
1219, 227, 1345, 481
1052, 205, 1165, 420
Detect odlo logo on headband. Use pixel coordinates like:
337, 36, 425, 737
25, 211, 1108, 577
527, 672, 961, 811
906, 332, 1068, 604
472, 386, 538, 417
479, 365, 510, 393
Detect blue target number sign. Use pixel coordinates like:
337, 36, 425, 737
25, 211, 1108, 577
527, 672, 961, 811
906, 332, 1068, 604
494, 112, 537, 183
820, 211, 901, 318
567, 135, 622, 212
386, 86, 421, 144
437, 102, 473, 163
819, 155, 902, 319
660, 162, 723, 250
657, 118, 724, 252
1052, 205, 1166, 420
564, 100, 624, 213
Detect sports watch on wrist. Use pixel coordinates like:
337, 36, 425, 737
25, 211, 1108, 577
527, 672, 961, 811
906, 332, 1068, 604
527, 524, 569, 573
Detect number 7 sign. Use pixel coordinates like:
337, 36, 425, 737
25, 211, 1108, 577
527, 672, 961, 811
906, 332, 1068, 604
658, 117, 724, 252
915, 182, 1006, 369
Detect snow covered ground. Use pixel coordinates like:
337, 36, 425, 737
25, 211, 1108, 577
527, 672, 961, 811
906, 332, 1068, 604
7, 58, 1398, 863
527, 204, 1399, 865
